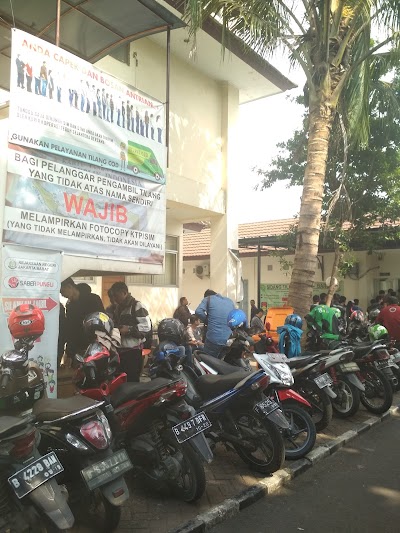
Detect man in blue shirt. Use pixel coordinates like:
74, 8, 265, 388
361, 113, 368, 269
195, 289, 235, 358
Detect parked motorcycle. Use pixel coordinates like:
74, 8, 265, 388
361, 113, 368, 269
348, 341, 394, 414
74, 323, 212, 503
151, 342, 286, 473
0, 413, 74, 532
4, 305, 132, 532
310, 347, 365, 418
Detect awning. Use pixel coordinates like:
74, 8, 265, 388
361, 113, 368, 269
0, 0, 185, 90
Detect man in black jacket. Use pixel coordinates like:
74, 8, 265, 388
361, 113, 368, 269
60, 278, 104, 365
111, 282, 151, 382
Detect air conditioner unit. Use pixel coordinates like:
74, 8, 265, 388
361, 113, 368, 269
194, 264, 210, 277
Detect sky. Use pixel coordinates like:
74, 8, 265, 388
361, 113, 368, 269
237, 59, 306, 224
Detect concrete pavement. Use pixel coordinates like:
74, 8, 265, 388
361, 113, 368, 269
115, 393, 400, 533
211, 410, 400, 533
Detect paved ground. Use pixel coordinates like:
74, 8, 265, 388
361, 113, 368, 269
58, 367, 400, 533
115, 392, 400, 533
211, 410, 400, 533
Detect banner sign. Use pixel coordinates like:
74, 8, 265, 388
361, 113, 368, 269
9, 29, 166, 183
4, 144, 165, 261
1, 245, 62, 398
260, 281, 344, 308
5, 29, 166, 266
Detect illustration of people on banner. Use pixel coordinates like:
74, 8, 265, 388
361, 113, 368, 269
9, 28, 166, 184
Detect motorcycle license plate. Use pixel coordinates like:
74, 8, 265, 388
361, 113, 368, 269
338, 363, 359, 373
8, 451, 63, 499
80, 449, 132, 491
314, 373, 333, 389
254, 398, 280, 417
172, 412, 212, 444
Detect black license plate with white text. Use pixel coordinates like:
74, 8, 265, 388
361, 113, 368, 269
254, 398, 280, 417
8, 451, 63, 499
314, 373, 333, 388
172, 412, 212, 444
80, 449, 132, 491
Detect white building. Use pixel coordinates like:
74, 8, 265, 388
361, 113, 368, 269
0, 0, 295, 322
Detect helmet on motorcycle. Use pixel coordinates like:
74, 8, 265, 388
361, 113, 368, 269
368, 324, 389, 341
227, 309, 247, 329
368, 308, 380, 320
284, 314, 303, 329
350, 310, 364, 323
83, 312, 114, 340
79, 342, 119, 383
157, 318, 185, 344
8, 304, 45, 340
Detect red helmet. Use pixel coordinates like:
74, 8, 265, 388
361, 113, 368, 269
8, 304, 45, 340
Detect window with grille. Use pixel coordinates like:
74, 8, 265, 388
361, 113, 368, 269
126, 236, 178, 287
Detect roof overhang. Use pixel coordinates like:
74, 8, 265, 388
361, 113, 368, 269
0, 0, 185, 91
0, 0, 295, 104
159, 0, 296, 103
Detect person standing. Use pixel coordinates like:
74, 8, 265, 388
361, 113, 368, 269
195, 289, 235, 358
40, 61, 48, 96
16, 54, 25, 88
156, 115, 163, 143
25, 61, 32, 92
250, 299, 258, 319
48, 70, 54, 99
111, 282, 151, 382
144, 110, 149, 137
376, 295, 400, 342
110, 94, 114, 123
60, 278, 104, 366
250, 309, 265, 334
126, 100, 131, 131
173, 296, 191, 326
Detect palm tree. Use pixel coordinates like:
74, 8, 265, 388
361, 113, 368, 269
184, 0, 400, 317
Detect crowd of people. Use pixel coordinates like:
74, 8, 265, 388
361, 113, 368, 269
58, 280, 400, 385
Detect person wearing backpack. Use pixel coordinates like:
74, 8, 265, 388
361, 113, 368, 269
111, 281, 151, 382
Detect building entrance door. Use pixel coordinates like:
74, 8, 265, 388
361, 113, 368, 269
102, 276, 125, 306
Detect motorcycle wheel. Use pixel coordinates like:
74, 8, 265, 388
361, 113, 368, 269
359, 366, 393, 414
331, 376, 360, 418
282, 402, 316, 460
292, 379, 333, 432
68, 489, 121, 533
164, 436, 206, 503
232, 410, 285, 474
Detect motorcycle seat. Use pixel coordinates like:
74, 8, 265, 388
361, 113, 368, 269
351, 344, 375, 357
33, 395, 101, 422
195, 352, 238, 375
111, 377, 177, 408
196, 371, 250, 400
0, 416, 31, 438
286, 354, 319, 369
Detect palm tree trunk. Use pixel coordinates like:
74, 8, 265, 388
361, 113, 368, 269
288, 103, 334, 318
326, 245, 343, 306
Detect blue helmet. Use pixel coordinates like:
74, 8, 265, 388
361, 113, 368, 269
227, 309, 247, 329
285, 314, 303, 329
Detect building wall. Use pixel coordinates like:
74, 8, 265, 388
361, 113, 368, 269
97, 37, 225, 212
183, 248, 400, 321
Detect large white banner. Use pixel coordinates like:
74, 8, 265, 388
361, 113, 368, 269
6, 29, 166, 266
1, 245, 62, 398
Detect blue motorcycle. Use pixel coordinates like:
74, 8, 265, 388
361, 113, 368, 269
150, 343, 287, 475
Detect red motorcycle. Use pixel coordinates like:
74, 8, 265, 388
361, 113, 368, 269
74, 336, 213, 503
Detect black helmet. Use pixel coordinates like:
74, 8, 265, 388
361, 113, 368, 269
157, 318, 185, 345
83, 312, 114, 340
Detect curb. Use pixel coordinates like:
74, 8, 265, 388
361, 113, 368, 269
170, 406, 399, 533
